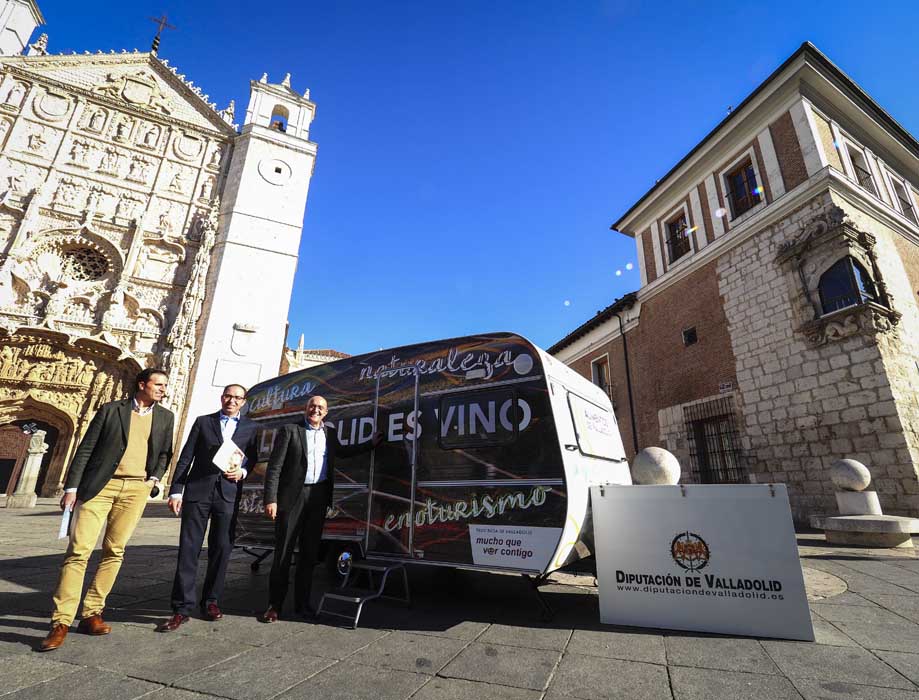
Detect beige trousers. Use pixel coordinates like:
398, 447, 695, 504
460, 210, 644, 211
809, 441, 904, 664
51, 478, 151, 626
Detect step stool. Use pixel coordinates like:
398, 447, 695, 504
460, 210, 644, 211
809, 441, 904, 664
317, 559, 411, 629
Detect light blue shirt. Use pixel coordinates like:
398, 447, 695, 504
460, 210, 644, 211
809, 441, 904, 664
220, 413, 239, 441
304, 422, 328, 484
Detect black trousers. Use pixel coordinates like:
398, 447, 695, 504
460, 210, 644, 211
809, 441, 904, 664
268, 481, 330, 612
169, 483, 235, 615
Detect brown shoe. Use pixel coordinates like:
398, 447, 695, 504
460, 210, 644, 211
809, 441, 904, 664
260, 605, 279, 623
157, 613, 190, 632
39, 623, 69, 651
77, 614, 111, 636
202, 602, 223, 621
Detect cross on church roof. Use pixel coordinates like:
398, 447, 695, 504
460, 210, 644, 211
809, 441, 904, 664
148, 14, 176, 55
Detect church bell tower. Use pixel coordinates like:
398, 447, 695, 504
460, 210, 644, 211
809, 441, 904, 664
180, 73, 317, 429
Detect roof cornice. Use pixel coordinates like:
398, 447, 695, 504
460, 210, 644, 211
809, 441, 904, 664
611, 42, 919, 233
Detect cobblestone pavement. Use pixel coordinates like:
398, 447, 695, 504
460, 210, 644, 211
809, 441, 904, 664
1, 501, 918, 699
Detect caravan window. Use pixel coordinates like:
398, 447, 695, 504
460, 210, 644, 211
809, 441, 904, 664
438, 388, 520, 449
567, 392, 619, 461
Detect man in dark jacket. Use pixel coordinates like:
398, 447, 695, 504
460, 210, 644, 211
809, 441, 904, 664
40, 368, 174, 651
158, 384, 259, 631
261, 395, 381, 621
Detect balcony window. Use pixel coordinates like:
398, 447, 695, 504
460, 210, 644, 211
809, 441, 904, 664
818, 256, 878, 315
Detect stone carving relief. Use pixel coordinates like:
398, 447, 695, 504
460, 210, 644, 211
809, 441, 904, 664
0, 330, 139, 495
61, 296, 96, 325
52, 178, 84, 209
0, 343, 97, 386
136, 239, 184, 283
68, 139, 93, 167
0, 163, 44, 205
155, 201, 182, 236
198, 176, 215, 201
83, 107, 107, 132
111, 115, 134, 143
173, 131, 204, 162
32, 90, 72, 122
115, 193, 144, 221
98, 146, 123, 175
207, 146, 223, 170
0, 118, 12, 148
164, 163, 195, 195
162, 198, 219, 409
92, 71, 172, 114
139, 123, 161, 150
3, 81, 28, 109
26, 126, 50, 155
126, 156, 152, 183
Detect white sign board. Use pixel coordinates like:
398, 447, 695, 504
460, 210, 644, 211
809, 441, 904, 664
591, 484, 813, 641
468, 524, 561, 570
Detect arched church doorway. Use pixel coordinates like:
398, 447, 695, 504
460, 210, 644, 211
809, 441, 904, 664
11, 419, 60, 494
0, 425, 29, 494
0, 399, 73, 497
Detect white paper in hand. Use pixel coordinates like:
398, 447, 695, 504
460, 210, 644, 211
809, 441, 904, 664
58, 507, 72, 540
213, 439, 244, 473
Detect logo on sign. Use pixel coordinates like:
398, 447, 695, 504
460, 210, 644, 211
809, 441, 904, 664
670, 531, 710, 572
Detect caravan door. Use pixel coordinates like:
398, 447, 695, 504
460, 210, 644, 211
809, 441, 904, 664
364, 370, 420, 558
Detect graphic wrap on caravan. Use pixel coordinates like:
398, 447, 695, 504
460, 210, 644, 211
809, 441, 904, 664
237, 334, 582, 573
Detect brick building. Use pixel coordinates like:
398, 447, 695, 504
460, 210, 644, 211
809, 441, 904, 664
550, 43, 919, 523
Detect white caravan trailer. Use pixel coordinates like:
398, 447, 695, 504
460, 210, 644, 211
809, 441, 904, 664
235, 332, 631, 577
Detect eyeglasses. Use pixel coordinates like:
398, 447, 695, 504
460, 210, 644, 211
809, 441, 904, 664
222, 395, 246, 402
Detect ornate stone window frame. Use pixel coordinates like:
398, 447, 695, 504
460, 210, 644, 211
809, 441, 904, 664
776, 206, 900, 347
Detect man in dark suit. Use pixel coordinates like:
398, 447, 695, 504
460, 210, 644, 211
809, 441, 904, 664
40, 368, 174, 651
261, 395, 381, 622
158, 384, 259, 632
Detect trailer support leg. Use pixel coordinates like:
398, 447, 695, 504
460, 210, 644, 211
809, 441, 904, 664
524, 575, 554, 621
242, 547, 273, 572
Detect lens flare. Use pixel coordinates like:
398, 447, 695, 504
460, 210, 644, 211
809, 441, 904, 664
753, 186, 764, 197
564, 300, 571, 307
625, 262, 634, 271
616, 270, 622, 276
715, 208, 727, 218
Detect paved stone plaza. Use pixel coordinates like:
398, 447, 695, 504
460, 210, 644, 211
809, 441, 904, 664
1, 502, 918, 699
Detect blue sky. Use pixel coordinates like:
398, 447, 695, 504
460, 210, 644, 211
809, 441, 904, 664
38, 1, 919, 355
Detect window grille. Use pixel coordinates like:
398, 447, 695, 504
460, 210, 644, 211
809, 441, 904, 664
818, 256, 878, 314
725, 160, 762, 218
846, 146, 878, 197
666, 214, 691, 263
684, 396, 745, 484
891, 179, 917, 224
591, 357, 611, 399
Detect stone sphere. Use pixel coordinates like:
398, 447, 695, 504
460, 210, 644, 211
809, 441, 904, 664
830, 459, 871, 492
631, 447, 681, 485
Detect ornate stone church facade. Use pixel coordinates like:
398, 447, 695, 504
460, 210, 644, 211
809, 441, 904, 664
0, 29, 317, 496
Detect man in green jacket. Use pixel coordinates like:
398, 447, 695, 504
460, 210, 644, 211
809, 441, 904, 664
40, 368, 174, 651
